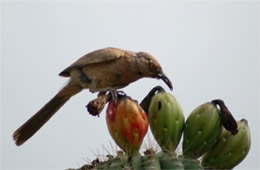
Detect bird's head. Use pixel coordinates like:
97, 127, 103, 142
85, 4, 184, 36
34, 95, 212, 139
135, 51, 173, 90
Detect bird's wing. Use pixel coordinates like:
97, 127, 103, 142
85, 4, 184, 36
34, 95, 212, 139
59, 47, 130, 77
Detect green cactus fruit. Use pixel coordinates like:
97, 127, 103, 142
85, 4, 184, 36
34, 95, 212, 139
106, 96, 148, 156
182, 102, 223, 159
202, 119, 251, 169
148, 92, 185, 152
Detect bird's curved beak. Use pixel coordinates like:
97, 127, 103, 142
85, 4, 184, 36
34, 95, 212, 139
156, 72, 173, 90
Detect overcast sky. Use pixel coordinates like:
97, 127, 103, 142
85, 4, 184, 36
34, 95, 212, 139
1, 1, 259, 169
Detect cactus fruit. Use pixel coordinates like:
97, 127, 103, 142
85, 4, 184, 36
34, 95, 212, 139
182, 99, 238, 159
73, 88, 250, 170
106, 96, 148, 156
182, 102, 223, 158
202, 119, 251, 169
148, 91, 185, 152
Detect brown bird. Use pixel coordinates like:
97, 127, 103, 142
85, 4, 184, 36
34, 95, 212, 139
13, 47, 173, 146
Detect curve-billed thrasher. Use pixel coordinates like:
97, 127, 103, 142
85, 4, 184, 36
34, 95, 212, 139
13, 47, 172, 146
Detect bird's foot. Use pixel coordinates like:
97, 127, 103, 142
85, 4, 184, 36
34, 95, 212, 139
116, 90, 127, 97
110, 90, 118, 101
108, 90, 127, 102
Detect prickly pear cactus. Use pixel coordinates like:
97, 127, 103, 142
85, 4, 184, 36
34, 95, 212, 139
106, 96, 148, 156
182, 102, 223, 159
202, 119, 251, 169
148, 91, 185, 152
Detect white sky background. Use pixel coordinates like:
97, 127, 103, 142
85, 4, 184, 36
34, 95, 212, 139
1, 0, 259, 169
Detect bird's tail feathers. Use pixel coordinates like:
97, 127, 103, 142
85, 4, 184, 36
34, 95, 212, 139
13, 81, 82, 146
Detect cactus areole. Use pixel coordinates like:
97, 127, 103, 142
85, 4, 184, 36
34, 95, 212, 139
106, 96, 148, 156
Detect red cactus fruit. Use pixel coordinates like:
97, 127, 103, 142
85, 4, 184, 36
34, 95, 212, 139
106, 96, 148, 156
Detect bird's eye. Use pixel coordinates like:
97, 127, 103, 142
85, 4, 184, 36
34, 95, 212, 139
149, 62, 156, 71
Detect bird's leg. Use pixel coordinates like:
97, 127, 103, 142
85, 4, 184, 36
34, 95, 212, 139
109, 90, 118, 102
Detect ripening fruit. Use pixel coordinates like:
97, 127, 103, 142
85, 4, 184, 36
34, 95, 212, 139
106, 96, 148, 156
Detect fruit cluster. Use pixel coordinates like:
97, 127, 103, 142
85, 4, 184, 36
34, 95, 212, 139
76, 86, 250, 170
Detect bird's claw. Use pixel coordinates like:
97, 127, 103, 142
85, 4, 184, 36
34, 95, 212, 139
110, 90, 118, 101
108, 90, 127, 102
117, 90, 127, 97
